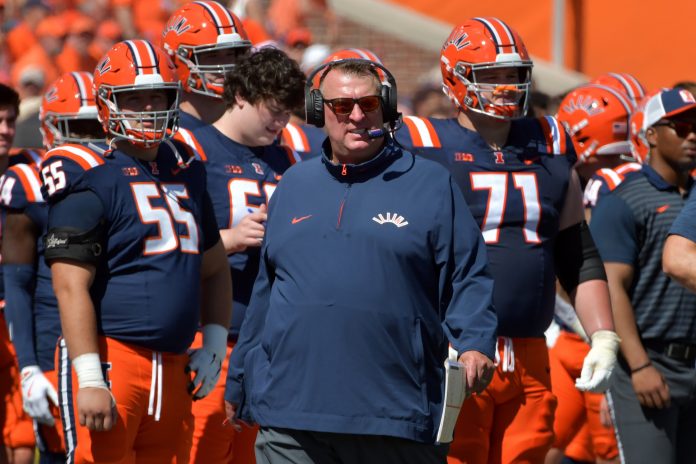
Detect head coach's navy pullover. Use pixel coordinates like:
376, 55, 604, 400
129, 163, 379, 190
226, 139, 497, 443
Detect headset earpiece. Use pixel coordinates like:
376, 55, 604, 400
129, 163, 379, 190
304, 58, 400, 129
305, 88, 325, 128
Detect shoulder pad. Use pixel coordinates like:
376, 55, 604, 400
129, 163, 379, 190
614, 162, 642, 177
281, 123, 311, 153
40, 144, 104, 201
9, 148, 44, 167
173, 128, 207, 162
537, 116, 569, 156
594, 168, 624, 191
42, 144, 104, 171
401, 116, 442, 148
0, 163, 43, 209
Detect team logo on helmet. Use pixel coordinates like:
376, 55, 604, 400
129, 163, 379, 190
97, 57, 112, 76
444, 31, 471, 51
163, 16, 191, 37
562, 95, 605, 117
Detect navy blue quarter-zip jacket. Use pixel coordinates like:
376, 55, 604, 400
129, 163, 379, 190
225, 139, 497, 443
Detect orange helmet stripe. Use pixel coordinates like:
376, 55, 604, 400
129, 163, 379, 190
196, 0, 237, 33
125, 40, 159, 75
473, 17, 518, 55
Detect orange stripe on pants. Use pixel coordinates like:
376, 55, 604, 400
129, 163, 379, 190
59, 336, 193, 464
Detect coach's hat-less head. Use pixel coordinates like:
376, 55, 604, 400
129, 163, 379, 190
644, 88, 696, 130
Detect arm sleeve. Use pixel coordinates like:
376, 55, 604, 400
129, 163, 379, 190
589, 193, 637, 264
201, 191, 220, 251
45, 190, 106, 265
438, 176, 497, 359
3, 264, 37, 369
669, 187, 696, 241
224, 180, 283, 411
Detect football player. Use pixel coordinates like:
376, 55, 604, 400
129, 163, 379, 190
41, 40, 232, 463
186, 46, 304, 464
0, 72, 104, 464
395, 17, 619, 464
163, 1, 252, 131
557, 83, 639, 212
0, 83, 37, 464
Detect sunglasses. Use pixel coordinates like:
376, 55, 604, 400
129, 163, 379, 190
653, 119, 696, 138
324, 95, 381, 115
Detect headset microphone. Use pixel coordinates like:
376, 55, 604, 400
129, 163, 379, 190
367, 128, 386, 138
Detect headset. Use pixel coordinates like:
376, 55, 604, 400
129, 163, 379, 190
305, 58, 400, 137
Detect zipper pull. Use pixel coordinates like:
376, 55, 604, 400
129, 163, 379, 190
341, 164, 347, 176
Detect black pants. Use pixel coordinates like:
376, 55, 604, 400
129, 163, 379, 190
255, 427, 449, 464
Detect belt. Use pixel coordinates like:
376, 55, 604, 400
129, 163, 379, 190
643, 340, 696, 362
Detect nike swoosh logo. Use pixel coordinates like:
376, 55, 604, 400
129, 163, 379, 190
292, 215, 312, 224
656, 204, 670, 213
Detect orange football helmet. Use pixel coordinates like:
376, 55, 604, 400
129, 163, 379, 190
556, 84, 634, 163
40, 72, 106, 149
440, 17, 533, 120
162, 1, 251, 98
94, 40, 180, 147
590, 72, 646, 108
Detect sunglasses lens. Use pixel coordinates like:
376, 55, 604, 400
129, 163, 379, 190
673, 121, 695, 138
330, 99, 355, 115
357, 96, 381, 113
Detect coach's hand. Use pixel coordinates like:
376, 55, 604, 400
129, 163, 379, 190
220, 204, 268, 254
20, 365, 59, 425
77, 387, 117, 432
576, 330, 620, 393
459, 351, 495, 395
632, 365, 671, 409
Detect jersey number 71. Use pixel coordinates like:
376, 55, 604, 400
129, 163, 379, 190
471, 172, 541, 244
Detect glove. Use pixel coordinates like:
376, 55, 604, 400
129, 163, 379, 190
20, 365, 59, 425
187, 324, 228, 400
575, 330, 621, 393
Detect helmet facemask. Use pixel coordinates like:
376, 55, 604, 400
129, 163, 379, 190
176, 37, 250, 98
454, 61, 532, 120
99, 81, 181, 148
41, 107, 106, 148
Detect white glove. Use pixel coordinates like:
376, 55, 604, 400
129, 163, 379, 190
575, 330, 621, 393
20, 365, 59, 425
187, 324, 228, 400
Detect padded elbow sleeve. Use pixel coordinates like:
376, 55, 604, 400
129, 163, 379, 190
555, 221, 606, 295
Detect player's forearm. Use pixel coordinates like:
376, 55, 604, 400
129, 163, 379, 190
200, 241, 233, 329
50, 261, 100, 359
572, 279, 615, 335
662, 235, 696, 292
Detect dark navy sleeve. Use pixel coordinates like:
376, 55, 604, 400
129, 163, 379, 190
3, 264, 38, 369
437, 176, 497, 358
589, 193, 637, 264
201, 191, 220, 251
224, 181, 282, 411
669, 186, 696, 241
48, 190, 104, 231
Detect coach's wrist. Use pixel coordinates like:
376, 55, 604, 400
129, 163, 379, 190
72, 353, 107, 389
